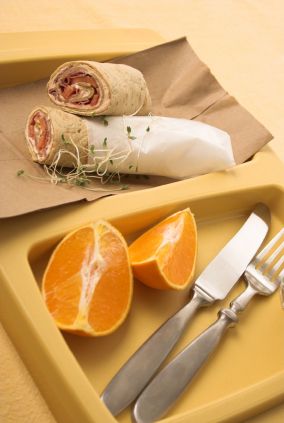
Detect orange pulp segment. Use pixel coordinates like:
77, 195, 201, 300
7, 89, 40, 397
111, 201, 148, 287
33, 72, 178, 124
129, 209, 197, 290
42, 220, 133, 336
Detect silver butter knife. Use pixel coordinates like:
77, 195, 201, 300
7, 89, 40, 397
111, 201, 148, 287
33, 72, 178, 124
101, 204, 270, 416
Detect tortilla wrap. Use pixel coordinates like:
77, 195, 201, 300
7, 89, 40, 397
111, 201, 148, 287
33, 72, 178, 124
25, 106, 236, 179
47, 61, 151, 116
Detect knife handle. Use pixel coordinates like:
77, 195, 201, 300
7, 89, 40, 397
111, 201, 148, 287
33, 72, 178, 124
132, 308, 238, 423
101, 287, 211, 416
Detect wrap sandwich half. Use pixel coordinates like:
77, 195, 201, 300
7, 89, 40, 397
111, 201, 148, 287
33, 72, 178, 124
25, 106, 235, 180
47, 61, 151, 116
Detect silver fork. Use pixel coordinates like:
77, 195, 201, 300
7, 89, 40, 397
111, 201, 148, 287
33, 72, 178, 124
133, 229, 284, 423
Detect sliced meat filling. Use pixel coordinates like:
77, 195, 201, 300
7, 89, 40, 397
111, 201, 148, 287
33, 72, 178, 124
28, 111, 51, 160
49, 68, 100, 108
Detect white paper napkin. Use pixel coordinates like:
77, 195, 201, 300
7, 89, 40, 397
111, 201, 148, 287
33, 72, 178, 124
85, 115, 235, 179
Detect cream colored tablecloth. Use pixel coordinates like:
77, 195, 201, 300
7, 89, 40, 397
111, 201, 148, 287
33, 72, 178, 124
1, 1, 284, 422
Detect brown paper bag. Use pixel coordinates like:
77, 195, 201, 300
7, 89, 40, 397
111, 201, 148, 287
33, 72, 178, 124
0, 37, 272, 218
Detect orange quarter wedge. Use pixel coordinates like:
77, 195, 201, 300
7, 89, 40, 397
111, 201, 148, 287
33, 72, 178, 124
42, 220, 133, 336
129, 209, 197, 290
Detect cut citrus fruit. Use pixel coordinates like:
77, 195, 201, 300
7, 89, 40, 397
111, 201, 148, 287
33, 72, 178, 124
129, 209, 197, 290
42, 220, 133, 336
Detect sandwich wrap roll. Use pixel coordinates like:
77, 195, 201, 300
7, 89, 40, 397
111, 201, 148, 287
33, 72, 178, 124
25, 106, 236, 179
47, 61, 151, 116
25, 106, 88, 167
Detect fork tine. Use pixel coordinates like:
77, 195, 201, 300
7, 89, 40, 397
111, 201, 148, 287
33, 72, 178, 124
268, 253, 284, 280
277, 266, 284, 281
254, 228, 284, 265
259, 239, 284, 272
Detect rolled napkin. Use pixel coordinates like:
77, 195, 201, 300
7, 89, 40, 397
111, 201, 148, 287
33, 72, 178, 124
25, 106, 235, 179
47, 61, 151, 116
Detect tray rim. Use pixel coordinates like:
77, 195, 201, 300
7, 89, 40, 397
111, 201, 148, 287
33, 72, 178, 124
0, 28, 164, 62
0, 28, 165, 88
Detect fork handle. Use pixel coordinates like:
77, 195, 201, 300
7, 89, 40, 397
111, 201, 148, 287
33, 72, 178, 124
133, 286, 258, 423
132, 308, 238, 423
230, 284, 257, 313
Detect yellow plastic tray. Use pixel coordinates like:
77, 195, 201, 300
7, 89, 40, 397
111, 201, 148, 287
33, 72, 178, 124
1, 147, 284, 423
1, 30, 284, 423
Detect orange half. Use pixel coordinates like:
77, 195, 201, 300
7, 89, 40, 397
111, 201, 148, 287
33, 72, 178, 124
129, 209, 197, 290
42, 220, 133, 336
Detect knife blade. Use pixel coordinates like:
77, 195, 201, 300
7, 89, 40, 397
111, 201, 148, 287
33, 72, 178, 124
101, 203, 270, 416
